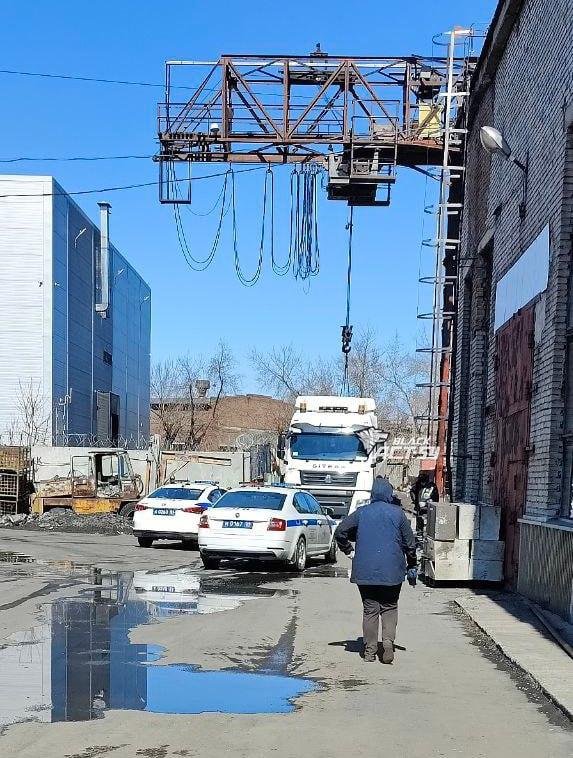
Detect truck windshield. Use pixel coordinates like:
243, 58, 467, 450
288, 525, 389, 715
289, 432, 367, 461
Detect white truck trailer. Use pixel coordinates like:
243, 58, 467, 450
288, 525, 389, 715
278, 396, 387, 518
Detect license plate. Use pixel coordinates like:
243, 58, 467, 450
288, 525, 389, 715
223, 520, 253, 529
153, 508, 176, 516
152, 586, 176, 593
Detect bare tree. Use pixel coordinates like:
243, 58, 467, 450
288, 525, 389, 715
178, 341, 239, 449
4, 379, 52, 446
251, 330, 429, 436
251, 345, 339, 401
150, 359, 186, 448
251, 345, 302, 400
151, 343, 239, 450
378, 336, 429, 435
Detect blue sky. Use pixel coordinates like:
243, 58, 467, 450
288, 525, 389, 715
0, 1, 497, 390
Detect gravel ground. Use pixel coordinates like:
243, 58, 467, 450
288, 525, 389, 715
0, 508, 133, 535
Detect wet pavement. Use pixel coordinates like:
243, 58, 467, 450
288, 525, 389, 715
0, 558, 317, 726
0, 529, 572, 758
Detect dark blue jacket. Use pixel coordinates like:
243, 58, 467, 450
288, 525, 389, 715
334, 478, 417, 586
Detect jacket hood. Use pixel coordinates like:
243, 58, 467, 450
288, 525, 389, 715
371, 477, 394, 503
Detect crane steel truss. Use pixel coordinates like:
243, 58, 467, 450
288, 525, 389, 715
156, 51, 475, 206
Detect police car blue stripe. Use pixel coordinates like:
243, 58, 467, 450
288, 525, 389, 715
286, 519, 320, 527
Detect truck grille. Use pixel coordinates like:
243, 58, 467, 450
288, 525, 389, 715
300, 471, 358, 487
311, 493, 353, 518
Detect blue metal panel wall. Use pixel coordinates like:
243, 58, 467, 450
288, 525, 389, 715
110, 247, 151, 444
50, 182, 151, 446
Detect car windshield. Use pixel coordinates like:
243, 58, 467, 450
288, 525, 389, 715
148, 487, 204, 500
289, 432, 367, 461
213, 490, 286, 510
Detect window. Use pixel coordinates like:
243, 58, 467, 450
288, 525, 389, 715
100, 454, 119, 481
289, 432, 367, 461
103, 350, 113, 365
208, 489, 224, 503
213, 490, 286, 510
149, 487, 204, 500
303, 493, 321, 514
293, 493, 310, 514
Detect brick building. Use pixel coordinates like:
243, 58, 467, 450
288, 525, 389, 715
151, 393, 292, 452
450, 0, 573, 620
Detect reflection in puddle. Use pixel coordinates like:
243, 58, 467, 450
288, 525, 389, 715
0, 567, 314, 726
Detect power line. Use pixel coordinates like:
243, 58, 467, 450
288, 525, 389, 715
0, 68, 185, 89
0, 66, 318, 101
0, 166, 266, 199
0, 154, 151, 164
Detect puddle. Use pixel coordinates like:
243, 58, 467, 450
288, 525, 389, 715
0, 567, 314, 726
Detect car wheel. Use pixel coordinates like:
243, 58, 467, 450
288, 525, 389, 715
119, 502, 137, 520
291, 537, 307, 572
324, 539, 337, 564
201, 553, 220, 570
137, 536, 153, 548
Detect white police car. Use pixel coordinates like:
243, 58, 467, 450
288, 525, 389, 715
133, 481, 226, 549
197, 485, 337, 570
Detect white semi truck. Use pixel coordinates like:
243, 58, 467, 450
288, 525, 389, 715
278, 396, 387, 518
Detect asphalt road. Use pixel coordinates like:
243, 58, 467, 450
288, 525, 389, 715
0, 527, 572, 758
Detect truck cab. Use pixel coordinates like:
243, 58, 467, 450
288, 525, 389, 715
279, 396, 386, 518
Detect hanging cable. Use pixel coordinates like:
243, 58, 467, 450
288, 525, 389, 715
171, 165, 231, 271
341, 205, 354, 395
232, 167, 272, 287
290, 163, 321, 280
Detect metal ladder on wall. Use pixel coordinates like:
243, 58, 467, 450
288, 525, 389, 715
417, 28, 480, 495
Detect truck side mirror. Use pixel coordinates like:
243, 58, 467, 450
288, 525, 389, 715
277, 433, 286, 461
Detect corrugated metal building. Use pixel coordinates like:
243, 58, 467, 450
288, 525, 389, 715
0, 175, 151, 447
449, 0, 573, 621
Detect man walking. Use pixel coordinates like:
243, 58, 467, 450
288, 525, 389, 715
335, 477, 417, 663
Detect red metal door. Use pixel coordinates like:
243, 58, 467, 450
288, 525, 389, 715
493, 304, 534, 587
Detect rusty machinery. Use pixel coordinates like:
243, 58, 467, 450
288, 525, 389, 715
155, 47, 474, 207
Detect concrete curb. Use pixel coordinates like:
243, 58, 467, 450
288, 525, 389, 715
455, 595, 573, 722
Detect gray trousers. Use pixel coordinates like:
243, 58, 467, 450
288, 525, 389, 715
358, 584, 401, 655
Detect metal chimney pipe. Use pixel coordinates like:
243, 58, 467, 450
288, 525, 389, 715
95, 201, 111, 314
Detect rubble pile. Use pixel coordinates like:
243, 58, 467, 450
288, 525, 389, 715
0, 508, 133, 535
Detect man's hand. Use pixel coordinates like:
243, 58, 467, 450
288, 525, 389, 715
347, 549, 355, 561
407, 568, 418, 587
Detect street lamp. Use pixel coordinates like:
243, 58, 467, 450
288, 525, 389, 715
480, 126, 528, 217
480, 126, 527, 172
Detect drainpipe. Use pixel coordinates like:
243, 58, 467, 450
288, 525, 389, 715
95, 201, 111, 315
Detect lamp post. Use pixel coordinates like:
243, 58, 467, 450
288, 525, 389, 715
480, 126, 528, 216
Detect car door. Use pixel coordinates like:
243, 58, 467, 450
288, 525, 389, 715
307, 494, 331, 552
293, 493, 318, 552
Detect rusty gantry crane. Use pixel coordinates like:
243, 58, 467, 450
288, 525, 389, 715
156, 45, 472, 205
155, 33, 477, 496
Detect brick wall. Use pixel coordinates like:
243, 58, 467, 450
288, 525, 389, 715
151, 394, 292, 451
452, 0, 573, 520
